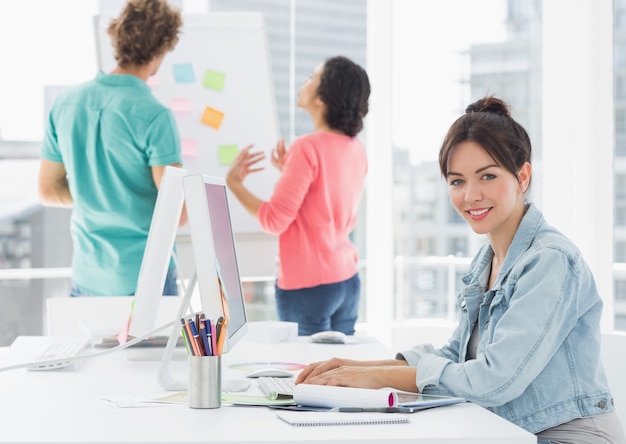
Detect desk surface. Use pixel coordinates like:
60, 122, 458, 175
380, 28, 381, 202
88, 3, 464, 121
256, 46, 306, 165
0, 335, 535, 444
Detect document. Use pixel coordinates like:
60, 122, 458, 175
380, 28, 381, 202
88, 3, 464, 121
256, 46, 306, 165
294, 384, 395, 408
292, 384, 465, 410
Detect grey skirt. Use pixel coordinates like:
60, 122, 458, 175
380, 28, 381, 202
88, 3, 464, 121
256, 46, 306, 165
536, 411, 626, 444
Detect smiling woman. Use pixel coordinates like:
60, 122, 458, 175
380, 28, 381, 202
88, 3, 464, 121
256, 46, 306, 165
296, 96, 626, 443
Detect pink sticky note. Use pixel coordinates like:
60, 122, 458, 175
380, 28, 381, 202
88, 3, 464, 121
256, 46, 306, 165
147, 75, 160, 87
181, 138, 198, 158
171, 98, 193, 114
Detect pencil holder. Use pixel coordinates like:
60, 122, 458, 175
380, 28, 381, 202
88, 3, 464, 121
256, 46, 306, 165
188, 355, 221, 409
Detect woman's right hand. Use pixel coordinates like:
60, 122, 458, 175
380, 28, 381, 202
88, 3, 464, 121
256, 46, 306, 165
225, 144, 265, 188
296, 357, 416, 391
270, 138, 286, 171
296, 357, 364, 384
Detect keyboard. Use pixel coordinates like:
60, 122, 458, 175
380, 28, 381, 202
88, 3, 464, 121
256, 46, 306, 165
28, 337, 91, 371
257, 376, 296, 399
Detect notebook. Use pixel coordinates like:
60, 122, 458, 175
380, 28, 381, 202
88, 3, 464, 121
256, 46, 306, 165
277, 411, 409, 427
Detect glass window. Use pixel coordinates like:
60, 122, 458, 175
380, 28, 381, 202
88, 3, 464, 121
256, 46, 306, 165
615, 205, 626, 226
392, 0, 509, 321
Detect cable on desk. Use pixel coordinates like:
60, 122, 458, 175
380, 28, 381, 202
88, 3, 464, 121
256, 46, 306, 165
0, 320, 176, 373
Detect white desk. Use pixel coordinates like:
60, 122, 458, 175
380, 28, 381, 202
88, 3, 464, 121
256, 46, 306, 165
0, 335, 535, 444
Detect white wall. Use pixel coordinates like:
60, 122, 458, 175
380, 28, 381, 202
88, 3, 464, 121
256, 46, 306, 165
542, 0, 615, 331
365, 0, 394, 345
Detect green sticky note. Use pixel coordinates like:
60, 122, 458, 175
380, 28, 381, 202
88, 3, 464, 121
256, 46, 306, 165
218, 144, 239, 165
203, 69, 226, 91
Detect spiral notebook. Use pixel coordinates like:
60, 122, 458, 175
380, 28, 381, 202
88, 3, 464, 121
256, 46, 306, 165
277, 411, 409, 427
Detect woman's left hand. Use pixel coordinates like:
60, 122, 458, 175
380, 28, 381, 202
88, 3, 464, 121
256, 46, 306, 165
303, 365, 388, 389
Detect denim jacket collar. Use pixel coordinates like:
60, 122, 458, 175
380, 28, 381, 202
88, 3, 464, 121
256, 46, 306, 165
462, 202, 541, 290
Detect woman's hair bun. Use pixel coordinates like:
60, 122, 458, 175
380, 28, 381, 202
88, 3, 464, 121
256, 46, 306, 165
465, 96, 511, 118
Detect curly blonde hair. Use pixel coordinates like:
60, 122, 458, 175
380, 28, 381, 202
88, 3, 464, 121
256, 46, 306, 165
108, 0, 182, 68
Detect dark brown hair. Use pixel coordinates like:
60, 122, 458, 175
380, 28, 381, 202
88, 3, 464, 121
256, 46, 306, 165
108, 0, 182, 68
438, 96, 532, 189
317, 56, 370, 137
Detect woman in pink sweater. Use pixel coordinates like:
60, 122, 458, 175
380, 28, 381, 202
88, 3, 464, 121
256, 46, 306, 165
226, 55, 370, 336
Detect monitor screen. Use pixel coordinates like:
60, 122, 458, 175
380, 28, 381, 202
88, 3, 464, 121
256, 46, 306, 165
125, 166, 186, 340
183, 174, 248, 352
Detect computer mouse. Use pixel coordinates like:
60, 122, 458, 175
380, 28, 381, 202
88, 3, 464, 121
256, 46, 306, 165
309, 330, 347, 344
245, 367, 294, 378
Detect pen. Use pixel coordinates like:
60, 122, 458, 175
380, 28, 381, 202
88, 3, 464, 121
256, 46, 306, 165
199, 316, 212, 356
330, 407, 409, 413
210, 319, 217, 355
189, 319, 206, 356
215, 315, 224, 341
215, 317, 228, 355
180, 319, 192, 355
184, 318, 200, 356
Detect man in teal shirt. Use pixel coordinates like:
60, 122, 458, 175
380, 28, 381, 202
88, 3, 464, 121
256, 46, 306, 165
38, 0, 185, 296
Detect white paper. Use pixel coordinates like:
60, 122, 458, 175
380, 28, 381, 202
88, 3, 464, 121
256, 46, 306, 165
96, 392, 187, 408
293, 384, 398, 409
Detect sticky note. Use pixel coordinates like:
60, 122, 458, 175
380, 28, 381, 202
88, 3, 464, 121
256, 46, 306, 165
181, 138, 198, 158
170, 98, 193, 114
146, 75, 160, 87
218, 144, 239, 165
173, 63, 195, 83
200, 106, 225, 130
202, 69, 226, 92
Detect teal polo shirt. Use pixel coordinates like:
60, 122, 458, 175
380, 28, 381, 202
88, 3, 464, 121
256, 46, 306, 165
41, 71, 182, 295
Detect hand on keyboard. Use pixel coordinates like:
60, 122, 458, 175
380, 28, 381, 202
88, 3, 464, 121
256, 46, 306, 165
28, 337, 91, 371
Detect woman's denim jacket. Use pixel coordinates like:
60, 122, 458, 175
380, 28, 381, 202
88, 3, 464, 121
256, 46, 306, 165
400, 203, 614, 434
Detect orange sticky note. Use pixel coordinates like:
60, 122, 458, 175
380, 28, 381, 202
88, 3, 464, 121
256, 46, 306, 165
200, 106, 225, 130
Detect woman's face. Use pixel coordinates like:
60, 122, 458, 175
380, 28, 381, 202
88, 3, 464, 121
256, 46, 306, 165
446, 140, 529, 237
296, 63, 324, 111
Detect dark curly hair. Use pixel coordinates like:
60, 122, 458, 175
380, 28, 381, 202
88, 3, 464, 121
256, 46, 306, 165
439, 95, 532, 191
317, 56, 370, 137
108, 0, 182, 68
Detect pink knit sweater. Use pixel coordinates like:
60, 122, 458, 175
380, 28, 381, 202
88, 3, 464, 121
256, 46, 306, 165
258, 132, 367, 290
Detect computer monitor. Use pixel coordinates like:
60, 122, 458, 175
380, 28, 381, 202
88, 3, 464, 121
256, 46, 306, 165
182, 174, 248, 353
157, 174, 249, 391
124, 165, 187, 340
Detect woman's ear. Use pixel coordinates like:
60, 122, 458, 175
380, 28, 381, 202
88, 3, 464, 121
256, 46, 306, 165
518, 162, 532, 193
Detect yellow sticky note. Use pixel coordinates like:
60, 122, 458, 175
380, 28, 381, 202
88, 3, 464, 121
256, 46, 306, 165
171, 98, 194, 114
200, 106, 225, 130
203, 69, 226, 91
218, 144, 239, 165
181, 138, 198, 158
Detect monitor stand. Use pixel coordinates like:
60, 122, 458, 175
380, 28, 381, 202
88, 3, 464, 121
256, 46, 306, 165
158, 272, 197, 390
157, 273, 250, 393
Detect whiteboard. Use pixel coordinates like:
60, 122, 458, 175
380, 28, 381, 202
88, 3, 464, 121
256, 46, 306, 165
95, 13, 280, 233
